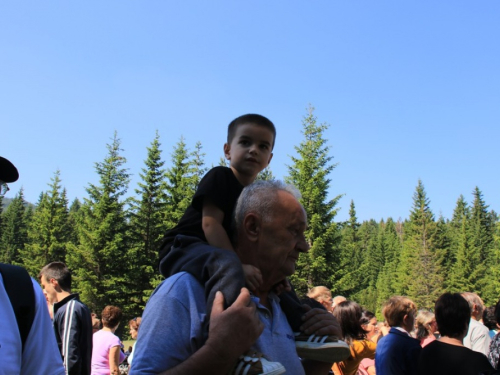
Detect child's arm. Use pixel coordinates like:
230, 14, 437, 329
202, 199, 262, 291
202, 199, 235, 251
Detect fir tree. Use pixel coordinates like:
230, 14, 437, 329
66, 132, 131, 314
447, 217, 478, 293
285, 106, 342, 294
129, 131, 168, 309
0, 188, 29, 265
470, 187, 496, 302
397, 180, 443, 307
163, 137, 201, 231
21, 171, 71, 276
336, 200, 361, 296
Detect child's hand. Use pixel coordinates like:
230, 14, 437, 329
273, 279, 292, 295
242, 264, 262, 292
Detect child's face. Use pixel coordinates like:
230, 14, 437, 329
224, 123, 274, 182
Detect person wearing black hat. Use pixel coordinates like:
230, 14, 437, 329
0, 156, 65, 374
0, 156, 20, 195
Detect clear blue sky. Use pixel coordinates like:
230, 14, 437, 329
2, 1, 499, 222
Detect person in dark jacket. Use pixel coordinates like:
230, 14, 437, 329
375, 296, 421, 375
40, 261, 93, 375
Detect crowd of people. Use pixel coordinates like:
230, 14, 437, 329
2, 114, 500, 375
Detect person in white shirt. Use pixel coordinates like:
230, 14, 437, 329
462, 292, 491, 356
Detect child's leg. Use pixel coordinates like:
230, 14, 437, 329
159, 235, 245, 313
279, 289, 307, 332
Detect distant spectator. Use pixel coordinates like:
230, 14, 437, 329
127, 316, 142, 369
307, 286, 333, 312
92, 313, 101, 334
375, 296, 421, 375
418, 292, 494, 375
332, 296, 347, 311
357, 310, 380, 375
92, 306, 126, 375
332, 301, 379, 375
483, 306, 499, 339
487, 299, 500, 369
461, 292, 491, 355
415, 310, 437, 347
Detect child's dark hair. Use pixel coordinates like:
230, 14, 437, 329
39, 261, 72, 292
227, 114, 276, 148
332, 300, 368, 345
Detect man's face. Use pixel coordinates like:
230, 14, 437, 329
257, 191, 309, 283
40, 277, 58, 304
224, 123, 274, 182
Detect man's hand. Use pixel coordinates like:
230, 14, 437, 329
205, 288, 264, 363
242, 264, 263, 292
300, 305, 342, 338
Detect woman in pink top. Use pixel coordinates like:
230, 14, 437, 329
91, 306, 125, 375
415, 310, 438, 347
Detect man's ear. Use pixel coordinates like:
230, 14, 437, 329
223, 143, 231, 160
243, 212, 261, 241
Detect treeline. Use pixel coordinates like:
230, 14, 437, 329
1, 107, 499, 322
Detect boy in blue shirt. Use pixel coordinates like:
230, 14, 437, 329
158, 114, 349, 372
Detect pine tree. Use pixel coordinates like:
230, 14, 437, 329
66, 133, 131, 314
352, 219, 380, 310
397, 180, 443, 308
21, 171, 71, 276
336, 201, 361, 296
128, 132, 168, 310
470, 187, 496, 303
256, 167, 275, 181
285, 106, 342, 294
163, 137, 201, 231
0, 188, 29, 265
375, 218, 403, 315
447, 217, 477, 293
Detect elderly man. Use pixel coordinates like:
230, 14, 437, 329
130, 180, 342, 375
461, 292, 491, 356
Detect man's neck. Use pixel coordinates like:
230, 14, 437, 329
56, 291, 71, 303
253, 289, 271, 309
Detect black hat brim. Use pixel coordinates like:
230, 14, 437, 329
0, 157, 19, 183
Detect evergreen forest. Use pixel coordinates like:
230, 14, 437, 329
2, 108, 499, 325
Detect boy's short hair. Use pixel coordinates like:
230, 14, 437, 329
227, 114, 276, 148
39, 261, 72, 292
435, 292, 470, 338
382, 296, 417, 327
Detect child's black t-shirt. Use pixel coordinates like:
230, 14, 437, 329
158, 166, 243, 262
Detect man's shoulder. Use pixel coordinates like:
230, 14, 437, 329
153, 272, 204, 301
470, 319, 489, 334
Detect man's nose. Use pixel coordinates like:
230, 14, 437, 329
297, 234, 309, 252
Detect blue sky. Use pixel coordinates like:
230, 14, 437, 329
1, 1, 499, 222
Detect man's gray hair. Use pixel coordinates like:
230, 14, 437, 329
461, 292, 485, 316
234, 180, 301, 228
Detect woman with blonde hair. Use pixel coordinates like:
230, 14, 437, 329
415, 310, 437, 347
127, 316, 142, 369
307, 286, 333, 312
